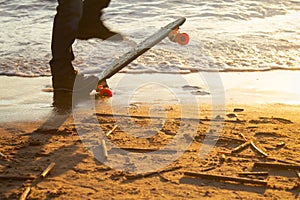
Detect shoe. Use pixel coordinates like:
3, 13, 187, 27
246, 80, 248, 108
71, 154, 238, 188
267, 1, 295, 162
52, 70, 77, 91
53, 90, 73, 114
52, 71, 99, 94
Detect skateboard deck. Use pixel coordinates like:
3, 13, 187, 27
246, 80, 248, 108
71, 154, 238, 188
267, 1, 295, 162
96, 17, 188, 96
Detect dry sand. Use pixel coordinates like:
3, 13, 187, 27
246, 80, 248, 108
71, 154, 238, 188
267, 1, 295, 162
0, 72, 300, 199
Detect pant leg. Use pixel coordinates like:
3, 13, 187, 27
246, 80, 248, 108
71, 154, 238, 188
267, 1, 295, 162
50, 0, 83, 76
79, 0, 111, 25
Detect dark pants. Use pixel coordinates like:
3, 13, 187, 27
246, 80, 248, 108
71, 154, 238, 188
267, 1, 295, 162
50, 0, 110, 76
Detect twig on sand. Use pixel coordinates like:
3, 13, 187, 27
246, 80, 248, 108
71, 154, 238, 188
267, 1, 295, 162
254, 162, 300, 170
222, 152, 297, 165
40, 162, 56, 178
218, 151, 259, 159
250, 141, 268, 157
0, 152, 7, 159
238, 132, 248, 141
296, 170, 300, 180
109, 147, 177, 154
184, 172, 267, 186
106, 125, 118, 137
19, 187, 31, 200
231, 141, 251, 154
125, 166, 182, 180
234, 108, 244, 112
0, 176, 36, 181
196, 135, 246, 143
238, 171, 269, 176
219, 154, 226, 164
100, 139, 108, 160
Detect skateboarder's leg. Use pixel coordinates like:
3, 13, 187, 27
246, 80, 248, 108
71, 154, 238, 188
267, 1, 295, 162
76, 0, 123, 40
80, 0, 110, 25
50, 0, 82, 90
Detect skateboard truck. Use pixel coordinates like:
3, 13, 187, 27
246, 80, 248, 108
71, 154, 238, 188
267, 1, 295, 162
96, 79, 113, 97
168, 28, 190, 45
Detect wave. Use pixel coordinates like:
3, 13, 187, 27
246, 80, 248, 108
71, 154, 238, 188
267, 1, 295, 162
0, 0, 300, 77
1, 63, 300, 78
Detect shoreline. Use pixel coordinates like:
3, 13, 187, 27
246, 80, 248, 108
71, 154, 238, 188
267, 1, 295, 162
0, 70, 299, 123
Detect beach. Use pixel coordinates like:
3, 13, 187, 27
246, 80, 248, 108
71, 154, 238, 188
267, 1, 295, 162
1, 71, 300, 199
1, 0, 300, 198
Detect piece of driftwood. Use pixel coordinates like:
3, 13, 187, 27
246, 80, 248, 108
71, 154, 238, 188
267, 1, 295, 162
109, 147, 178, 154
221, 136, 246, 143
238, 133, 248, 141
219, 151, 265, 159
196, 135, 246, 143
184, 172, 267, 186
238, 172, 269, 176
106, 125, 118, 137
100, 139, 108, 159
0, 152, 6, 158
201, 166, 216, 172
0, 176, 36, 181
41, 162, 56, 178
296, 170, 300, 180
224, 119, 246, 123
254, 162, 300, 170
19, 187, 31, 200
250, 141, 268, 157
125, 166, 182, 180
233, 108, 244, 112
266, 156, 299, 165
220, 154, 226, 164
220, 151, 294, 165
231, 141, 250, 154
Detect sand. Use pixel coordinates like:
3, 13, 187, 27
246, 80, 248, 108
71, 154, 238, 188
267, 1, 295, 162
0, 71, 300, 199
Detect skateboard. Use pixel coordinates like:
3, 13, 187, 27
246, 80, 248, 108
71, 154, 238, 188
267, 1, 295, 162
96, 17, 189, 97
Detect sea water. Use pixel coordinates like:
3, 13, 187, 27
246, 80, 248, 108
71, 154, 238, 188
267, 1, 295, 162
0, 0, 299, 77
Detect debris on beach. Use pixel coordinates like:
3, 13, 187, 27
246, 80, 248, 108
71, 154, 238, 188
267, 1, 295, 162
238, 171, 269, 177
184, 172, 267, 186
40, 162, 56, 178
0, 175, 35, 181
0, 152, 8, 160
191, 90, 210, 96
250, 141, 268, 157
231, 141, 251, 154
233, 108, 244, 112
254, 162, 300, 170
182, 85, 203, 90
19, 187, 31, 200
106, 125, 118, 137
100, 139, 108, 160
226, 113, 237, 118
296, 170, 300, 180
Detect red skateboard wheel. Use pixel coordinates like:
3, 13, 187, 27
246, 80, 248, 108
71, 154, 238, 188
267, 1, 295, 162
96, 85, 112, 97
176, 33, 190, 45
99, 88, 112, 97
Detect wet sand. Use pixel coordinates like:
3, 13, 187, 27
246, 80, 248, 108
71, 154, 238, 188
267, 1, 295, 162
0, 71, 300, 199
